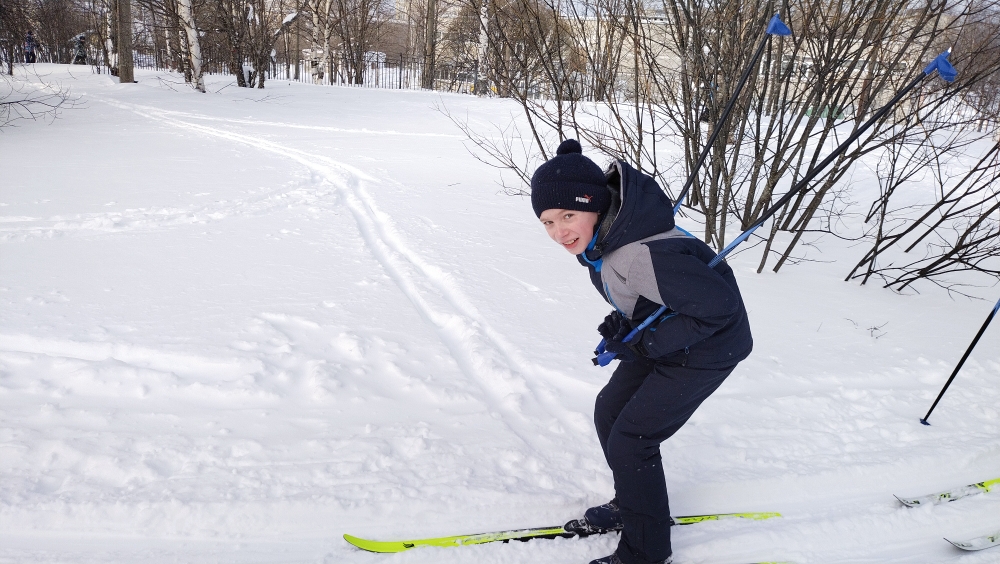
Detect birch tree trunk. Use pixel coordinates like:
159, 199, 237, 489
474, 0, 489, 95
176, 0, 205, 92
105, 3, 118, 74
320, 2, 334, 85
309, 6, 321, 82
178, 26, 193, 83
306, 0, 334, 84
163, 24, 173, 70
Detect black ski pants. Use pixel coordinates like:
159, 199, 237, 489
594, 357, 735, 564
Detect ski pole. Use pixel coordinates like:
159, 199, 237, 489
920, 297, 1000, 425
707, 49, 957, 268
674, 14, 792, 214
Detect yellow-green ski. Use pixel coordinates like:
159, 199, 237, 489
344, 511, 781, 553
896, 477, 1000, 507
672, 512, 782, 525
344, 526, 571, 553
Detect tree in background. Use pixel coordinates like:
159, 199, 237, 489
0, 0, 32, 74
421, 0, 437, 88
332, 0, 391, 84
117, 0, 135, 82
304, 0, 334, 83
208, 0, 298, 88
1, 0, 91, 65
210, 0, 252, 87
0, 0, 74, 128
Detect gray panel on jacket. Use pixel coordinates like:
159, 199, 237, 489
601, 229, 692, 318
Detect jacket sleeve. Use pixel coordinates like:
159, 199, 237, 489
625, 244, 740, 358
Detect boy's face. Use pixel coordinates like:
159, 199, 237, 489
539, 209, 599, 255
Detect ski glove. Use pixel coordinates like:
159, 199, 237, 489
603, 337, 639, 363
597, 310, 629, 341
598, 311, 645, 363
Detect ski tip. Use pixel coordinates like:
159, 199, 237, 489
945, 537, 981, 551
343, 534, 373, 551
944, 537, 965, 550
343, 534, 408, 553
893, 494, 917, 507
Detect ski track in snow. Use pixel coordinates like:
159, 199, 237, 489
132, 107, 466, 138
0, 333, 261, 378
0, 182, 320, 241
89, 96, 586, 459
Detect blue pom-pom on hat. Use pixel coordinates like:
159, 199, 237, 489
530, 139, 610, 218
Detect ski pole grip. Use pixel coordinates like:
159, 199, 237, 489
595, 351, 618, 367
592, 339, 612, 366
594, 330, 638, 367
593, 339, 615, 365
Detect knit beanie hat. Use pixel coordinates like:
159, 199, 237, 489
530, 139, 611, 218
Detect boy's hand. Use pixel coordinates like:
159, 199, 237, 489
597, 310, 630, 340
597, 311, 646, 363
603, 338, 639, 363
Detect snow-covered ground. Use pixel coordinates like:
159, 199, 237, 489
2, 65, 998, 564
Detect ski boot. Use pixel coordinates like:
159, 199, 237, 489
585, 498, 623, 531
564, 499, 623, 537
588, 553, 671, 564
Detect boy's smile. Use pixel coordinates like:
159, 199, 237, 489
539, 209, 600, 255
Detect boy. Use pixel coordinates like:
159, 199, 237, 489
532, 139, 753, 564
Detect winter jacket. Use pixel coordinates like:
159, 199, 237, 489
578, 160, 753, 369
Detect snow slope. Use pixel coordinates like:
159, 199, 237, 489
1, 65, 998, 564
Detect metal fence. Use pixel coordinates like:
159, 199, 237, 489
3, 46, 172, 72
0, 43, 476, 95
120, 47, 477, 95
272, 55, 477, 95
